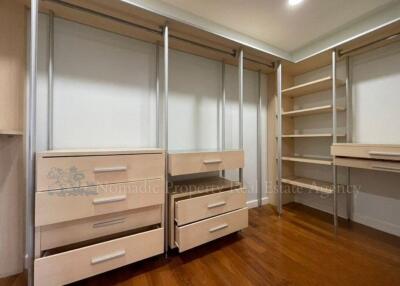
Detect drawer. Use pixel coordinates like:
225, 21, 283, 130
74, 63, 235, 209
36, 153, 164, 191
334, 157, 400, 173
175, 208, 248, 252
34, 228, 163, 286
331, 144, 400, 161
35, 179, 163, 226
40, 205, 162, 250
168, 150, 244, 176
175, 188, 247, 226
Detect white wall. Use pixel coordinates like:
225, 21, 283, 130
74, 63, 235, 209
293, 42, 400, 236
36, 15, 268, 205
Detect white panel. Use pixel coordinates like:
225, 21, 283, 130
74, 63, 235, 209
168, 50, 220, 151
52, 18, 157, 149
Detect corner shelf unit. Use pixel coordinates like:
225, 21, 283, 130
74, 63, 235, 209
276, 51, 351, 227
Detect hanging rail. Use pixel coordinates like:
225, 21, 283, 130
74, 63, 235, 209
338, 32, 400, 57
42, 0, 273, 69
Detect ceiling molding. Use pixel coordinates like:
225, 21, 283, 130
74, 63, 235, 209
122, 0, 400, 64
291, 1, 400, 62
122, 0, 292, 60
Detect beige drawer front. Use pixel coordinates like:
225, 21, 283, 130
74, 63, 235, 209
34, 228, 163, 286
175, 188, 247, 226
168, 150, 244, 176
35, 179, 163, 226
37, 153, 164, 191
40, 205, 162, 250
175, 208, 248, 252
331, 144, 400, 161
334, 157, 400, 173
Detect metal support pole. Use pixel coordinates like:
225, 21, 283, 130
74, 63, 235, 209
163, 26, 169, 256
257, 71, 262, 207
276, 62, 283, 215
156, 44, 160, 148
221, 62, 226, 177
332, 50, 338, 227
238, 49, 244, 184
48, 11, 54, 150
345, 56, 352, 221
26, 0, 39, 285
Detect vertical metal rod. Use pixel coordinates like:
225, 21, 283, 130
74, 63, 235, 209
221, 62, 226, 177
257, 71, 262, 207
26, 1, 39, 285
163, 26, 169, 256
332, 50, 338, 227
238, 49, 244, 184
345, 56, 352, 221
155, 44, 160, 148
48, 11, 54, 150
276, 62, 283, 215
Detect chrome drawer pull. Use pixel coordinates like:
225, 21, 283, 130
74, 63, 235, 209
93, 217, 126, 228
203, 159, 222, 164
93, 166, 127, 173
91, 250, 126, 265
371, 165, 400, 172
207, 201, 227, 209
92, 195, 127, 205
368, 151, 400, 157
209, 223, 229, 233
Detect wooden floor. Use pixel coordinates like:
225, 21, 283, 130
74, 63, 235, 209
2, 203, 399, 286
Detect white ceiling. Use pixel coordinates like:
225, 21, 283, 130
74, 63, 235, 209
159, 0, 396, 52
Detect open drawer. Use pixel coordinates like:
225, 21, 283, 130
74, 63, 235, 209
34, 228, 163, 286
175, 188, 247, 226
168, 150, 244, 176
175, 208, 248, 252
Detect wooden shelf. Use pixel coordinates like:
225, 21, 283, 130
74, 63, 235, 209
282, 105, 345, 117
282, 156, 332, 166
0, 130, 23, 136
281, 177, 334, 194
282, 133, 346, 138
282, 77, 345, 98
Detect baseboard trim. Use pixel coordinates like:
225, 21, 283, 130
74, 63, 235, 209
353, 214, 400, 237
247, 197, 269, 209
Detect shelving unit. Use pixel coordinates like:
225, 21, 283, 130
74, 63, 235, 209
276, 50, 351, 227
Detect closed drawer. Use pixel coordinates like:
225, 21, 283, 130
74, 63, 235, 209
40, 205, 162, 250
334, 157, 400, 173
175, 208, 248, 252
175, 188, 246, 226
34, 228, 163, 286
331, 144, 400, 161
36, 153, 164, 191
35, 179, 163, 226
168, 150, 244, 176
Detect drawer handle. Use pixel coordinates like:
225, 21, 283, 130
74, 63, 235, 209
93, 217, 126, 228
368, 151, 400, 157
203, 159, 222, 164
371, 165, 400, 172
91, 250, 126, 265
208, 201, 227, 209
209, 223, 229, 233
92, 195, 127, 205
93, 166, 128, 173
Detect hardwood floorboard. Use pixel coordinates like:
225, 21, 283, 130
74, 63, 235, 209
69, 203, 400, 286
3, 203, 399, 286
